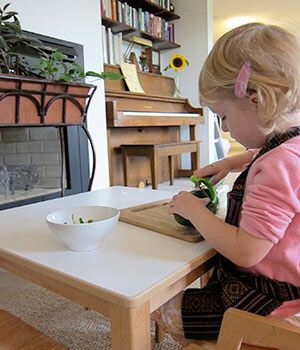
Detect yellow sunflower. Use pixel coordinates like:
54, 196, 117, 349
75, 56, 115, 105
164, 54, 189, 72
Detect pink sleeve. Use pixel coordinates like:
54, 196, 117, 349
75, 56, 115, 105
240, 148, 300, 243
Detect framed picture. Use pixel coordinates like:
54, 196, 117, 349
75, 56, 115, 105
145, 48, 161, 74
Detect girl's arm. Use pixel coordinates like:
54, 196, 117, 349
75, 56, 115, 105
225, 149, 256, 171
168, 192, 273, 267
188, 203, 273, 267
194, 150, 255, 184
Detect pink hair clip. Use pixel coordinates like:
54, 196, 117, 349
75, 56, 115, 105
234, 60, 251, 98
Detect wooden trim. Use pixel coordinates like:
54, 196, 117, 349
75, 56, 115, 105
109, 114, 204, 127
111, 302, 151, 350
177, 169, 194, 177
0, 247, 217, 309
106, 91, 187, 103
217, 308, 300, 350
0, 254, 111, 317
150, 255, 217, 312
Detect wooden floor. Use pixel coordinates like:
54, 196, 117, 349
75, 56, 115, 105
0, 268, 68, 349
0, 268, 32, 299
144, 174, 238, 193
0, 308, 66, 349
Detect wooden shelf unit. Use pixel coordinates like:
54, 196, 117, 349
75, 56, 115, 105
122, 0, 180, 21
102, 16, 134, 34
127, 30, 180, 51
101, 0, 180, 51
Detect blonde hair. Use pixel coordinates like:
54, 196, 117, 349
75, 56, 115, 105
199, 23, 300, 132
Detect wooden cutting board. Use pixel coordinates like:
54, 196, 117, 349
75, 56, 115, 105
120, 200, 202, 242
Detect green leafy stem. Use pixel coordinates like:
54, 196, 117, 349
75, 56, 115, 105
71, 213, 93, 224
190, 175, 217, 203
34, 49, 123, 83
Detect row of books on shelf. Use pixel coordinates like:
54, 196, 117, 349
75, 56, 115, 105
101, 0, 171, 15
101, 25, 123, 65
149, 0, 171, 10
101, 0, 175, 41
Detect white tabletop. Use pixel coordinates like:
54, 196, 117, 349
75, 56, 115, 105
0, 186, 214, 307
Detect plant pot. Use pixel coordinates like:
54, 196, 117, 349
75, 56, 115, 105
0, 74, 96, 126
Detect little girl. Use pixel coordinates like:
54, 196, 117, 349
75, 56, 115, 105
154, 23, 300, 347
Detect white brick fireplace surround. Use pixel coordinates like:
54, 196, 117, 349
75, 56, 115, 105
0, 127, 61, 189
0, 127, 63, 207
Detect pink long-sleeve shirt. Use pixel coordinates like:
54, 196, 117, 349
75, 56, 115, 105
239, 135, 300, 318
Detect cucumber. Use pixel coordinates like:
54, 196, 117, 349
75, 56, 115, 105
190, 175, 217, 203
174, 177, 218, 227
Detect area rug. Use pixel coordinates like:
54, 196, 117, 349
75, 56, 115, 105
0, 284, 182, 350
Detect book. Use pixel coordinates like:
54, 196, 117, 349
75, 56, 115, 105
107, 27, 114, 64
117, 33, 123, 64
111, 0, 117, 21
128, 35, 153, 47
101, 25, 108, 64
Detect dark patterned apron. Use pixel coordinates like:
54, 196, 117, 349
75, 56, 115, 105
181, 126, 300, 340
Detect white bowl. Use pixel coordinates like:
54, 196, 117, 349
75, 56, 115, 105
46, 206, 120, 251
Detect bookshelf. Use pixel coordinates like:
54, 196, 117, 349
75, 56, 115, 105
121, 0, 180, 21
101, 0, 181, 52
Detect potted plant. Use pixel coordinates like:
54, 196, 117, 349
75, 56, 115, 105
0, 3, 122, 126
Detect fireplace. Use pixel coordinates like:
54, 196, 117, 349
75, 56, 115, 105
0, 32, 91, 210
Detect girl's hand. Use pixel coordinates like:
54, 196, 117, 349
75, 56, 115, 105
168, 191, 209, 219
193, 158, 231, 185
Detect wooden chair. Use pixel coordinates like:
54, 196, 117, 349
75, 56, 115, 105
183, 308, 300, 350
121, 141, 200, 189
0, 309, 66, 349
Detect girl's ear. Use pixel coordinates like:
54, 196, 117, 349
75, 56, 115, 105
249, 92, 258, 105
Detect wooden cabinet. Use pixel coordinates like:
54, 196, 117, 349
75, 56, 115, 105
104, 64, 204, 187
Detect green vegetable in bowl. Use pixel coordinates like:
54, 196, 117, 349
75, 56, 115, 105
71, 213, 94, 224
174, 176, 218, 227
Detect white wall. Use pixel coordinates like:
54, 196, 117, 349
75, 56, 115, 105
2, 0, 109, 189
161, 0, 214, 167
4, 0, 214, 189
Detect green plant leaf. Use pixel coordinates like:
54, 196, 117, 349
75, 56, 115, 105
0, 36, 8, 49
3, 3, 11, 12
10, 42, 43, 57
70, 62, 84, 71
85, 71, 103, 78
3, 21, 22, 34
38, 60, 48, 69
4, 10, 17, 16
52, 50, 67, 61
21, 34, 44, 47
86, 71, 124, 80
60, 73, 72, 82
2, 11, 18, 20
1, 33, 22, 40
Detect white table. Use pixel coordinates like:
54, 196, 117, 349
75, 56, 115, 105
0, 186, 216, 350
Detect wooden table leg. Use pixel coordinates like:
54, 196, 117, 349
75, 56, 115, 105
150, 149, 158, 189
168, 155, 174, 185
110, 302, 152, 350
191, 148, 200, 171
155, 321, 166, 342
122, 148, 129, 186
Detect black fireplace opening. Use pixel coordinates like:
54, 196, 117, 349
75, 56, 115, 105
0, 31, 90, 210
